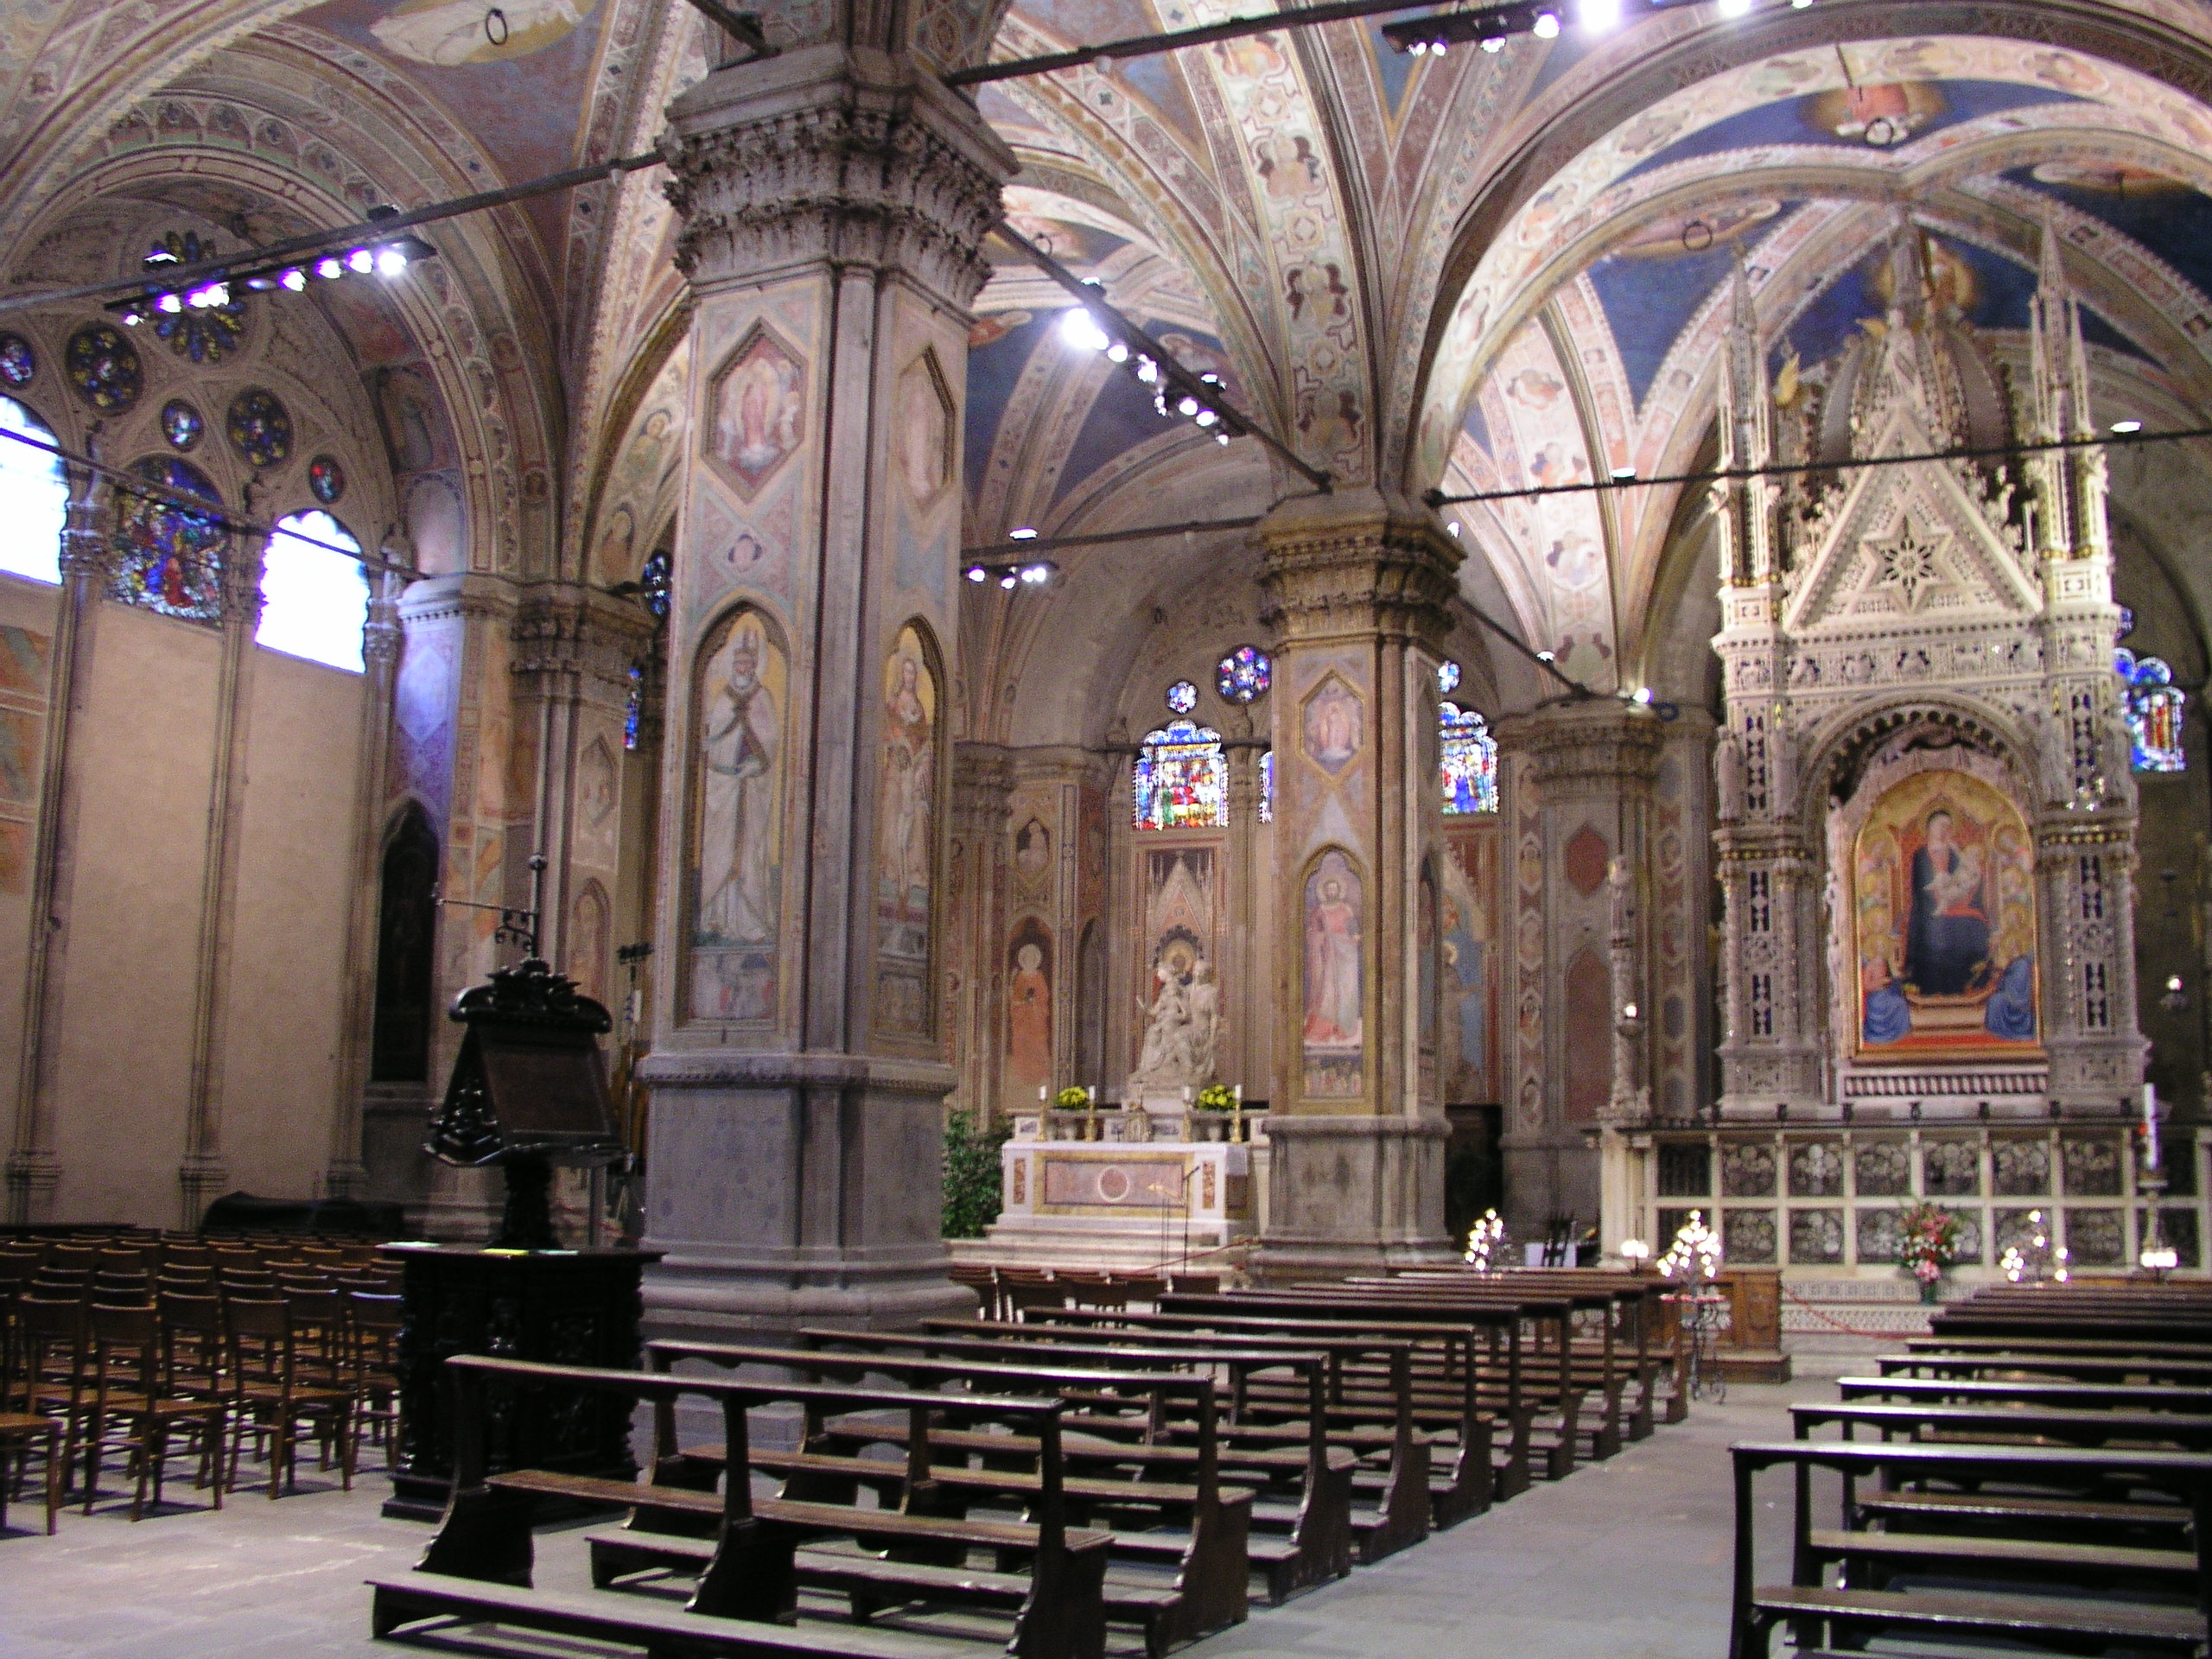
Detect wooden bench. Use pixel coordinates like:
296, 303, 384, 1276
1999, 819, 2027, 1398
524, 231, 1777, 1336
1374, 1268, 1671, 1440
798, 1325, 1355, 1603
1839, 1373, 2212, 1414
955, 1316, 1440, 1557
1791, 1397, 2212, 1454
1167, 1288, 1589, 1478
1727, 1437, 2212, 1659
614, 1339, 1247, 1657
1881, 1347, 2212, 1388
1026, 1305, 1513, 1515
368, 1354, 1109, 1659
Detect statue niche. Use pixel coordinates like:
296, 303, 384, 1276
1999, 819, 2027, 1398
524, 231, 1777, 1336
1129, 931, 1221, 1096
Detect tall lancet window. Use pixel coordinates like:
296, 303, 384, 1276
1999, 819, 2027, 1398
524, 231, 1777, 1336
0, 396, 67, 584
258, 510, 367, 671
1440, 702, 1498, 815
1132, 718, 1227, 830
2116, 648, 2187, 773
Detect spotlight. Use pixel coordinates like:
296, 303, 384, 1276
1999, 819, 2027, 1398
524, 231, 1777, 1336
1633, 685, 1654, 705
1481, 33, 1505, 50
121, 310, 142, 327
1135, 358, 1158, 385
1105, 342, 1128, 363
346, 247, 375, 275
1611, 465, 1638, 480
1009, 527, 1039, 540
156, 292, 183, 315
999, 572, 1019, 589
316, 257, 344, 280
376, 246, 410, 276
1058, 308, 1111, 353
280, 268, 308, 293
1532, 10, 1560, 37
1193, 410, 1217, 427
965, 565, 988, 582
1536, 650, 1556, 662
1409, 39, 1427, 54
1446, 520, 1461, 537
1020, 563, 1051, 583
1716, 0, 1751, 15
2112, 419, 2143, 435
1177, 397, 1200, 416
1580, 0, 1620, 29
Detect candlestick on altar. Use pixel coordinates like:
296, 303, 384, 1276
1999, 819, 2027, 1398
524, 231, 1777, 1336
2144, 1082, 2160, 1170
1232, 1082, 1244, 1142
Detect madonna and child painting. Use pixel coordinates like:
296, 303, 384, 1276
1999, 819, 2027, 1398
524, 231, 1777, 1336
1852, 770, 2038, 1059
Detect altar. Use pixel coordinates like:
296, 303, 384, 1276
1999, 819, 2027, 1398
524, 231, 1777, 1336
949, 1105, 1268, 1275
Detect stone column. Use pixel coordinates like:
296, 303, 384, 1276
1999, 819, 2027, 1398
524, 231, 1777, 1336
178, 501, 270, 1229
1248, 487, 1459, 1279
6, 455, 109, 1223
324, 565, 405, 1198
1491, 698, 1663, 1240
637, 43, 1014, 1336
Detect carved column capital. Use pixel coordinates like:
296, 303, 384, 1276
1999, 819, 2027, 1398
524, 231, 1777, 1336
1495, 699, 1666, 798
664, 43, 1015, 304
1254, 487, 1460, 652
951, 741, 1015, 837
510, 581, 656, 700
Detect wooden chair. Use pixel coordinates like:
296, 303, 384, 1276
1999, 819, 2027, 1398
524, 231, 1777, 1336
345, 1290, 402, 1466
79, 1303, 227, 1520
225, 1297, 355, 1497
0, 1286, 62, 1535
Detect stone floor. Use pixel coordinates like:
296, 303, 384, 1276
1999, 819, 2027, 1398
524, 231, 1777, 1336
0, 1384, 1810, 1659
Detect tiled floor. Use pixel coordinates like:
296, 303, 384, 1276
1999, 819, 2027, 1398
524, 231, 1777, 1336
0, 1385, 1801, 1659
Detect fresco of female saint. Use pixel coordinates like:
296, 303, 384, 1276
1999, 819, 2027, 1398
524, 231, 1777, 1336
690, 611, 784, 1021
874, 626, 937, 1034
1302, 850, 1363, 1096
1006, 928, 1052, 1094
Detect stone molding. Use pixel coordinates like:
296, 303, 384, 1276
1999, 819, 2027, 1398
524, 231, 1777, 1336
664, 44, 1014, 305
1496, 701, 1666, 796
510, 582, 655, 697
1254, 488, 1461, 651
636, 1048, 957, 1096
397, 572, 518, 629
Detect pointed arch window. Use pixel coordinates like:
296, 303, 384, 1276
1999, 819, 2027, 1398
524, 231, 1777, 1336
0, 396, 67, 584
2116, 648, 2187, 772
1440, 702, 1498, 814
258, 510, 367, 671
1132, 718, 1226, 830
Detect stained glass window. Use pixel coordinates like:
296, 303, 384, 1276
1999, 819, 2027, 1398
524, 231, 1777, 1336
258, 510, 366, 671
1440, 701, 1498, 814
226, 387, 292, 469
0, 397, 67, 585
308, 454, 346, 505
1217, 645, 1270, 703
145, 232, 247, 364
161, 399, 202, 451
0, 334, 34, 388
1166, 678, 1198, 715
1438, 659, 1462, 695
639, 547, 672, 623
1132, 718, 1227, 830
66, 323, 141, 413
624, 659, 645, 751
111, 456, 225, 620
1259, 749, 1274, 824
2115, 648, 2186, 772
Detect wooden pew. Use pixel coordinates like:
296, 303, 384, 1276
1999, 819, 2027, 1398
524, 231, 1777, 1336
600, 1339, 1247, 1658
1790, 1397, 2212, 1454
799, 1325, 1357, 1602
1026, 1305, 1516, 1513
1727, 1437, 2212, 1658
366, 1355, 1109, 1659
1839, 1374, 2212, 1414
1338, 1276, 1630, 1459
1383, 1268, 1675, 1436
1167, 1287, 1592, 1477
1880, 1349, 2212, 1388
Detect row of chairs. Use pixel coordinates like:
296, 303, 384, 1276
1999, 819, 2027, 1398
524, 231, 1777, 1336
0, 1279, 404, 1533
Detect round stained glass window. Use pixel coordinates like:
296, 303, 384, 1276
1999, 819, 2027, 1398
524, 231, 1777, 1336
1438, 659, 1462, 695
0, 334, 34, 388
65, 323, 142, 413
308, 454, 346, 505
226, 387, 293, 469
1215, 644, 1271, 704
1166, 679, 1198, 715
161, 399, 202, 451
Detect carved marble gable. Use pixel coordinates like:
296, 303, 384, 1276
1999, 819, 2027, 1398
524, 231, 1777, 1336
1787, 467, 2040, 636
